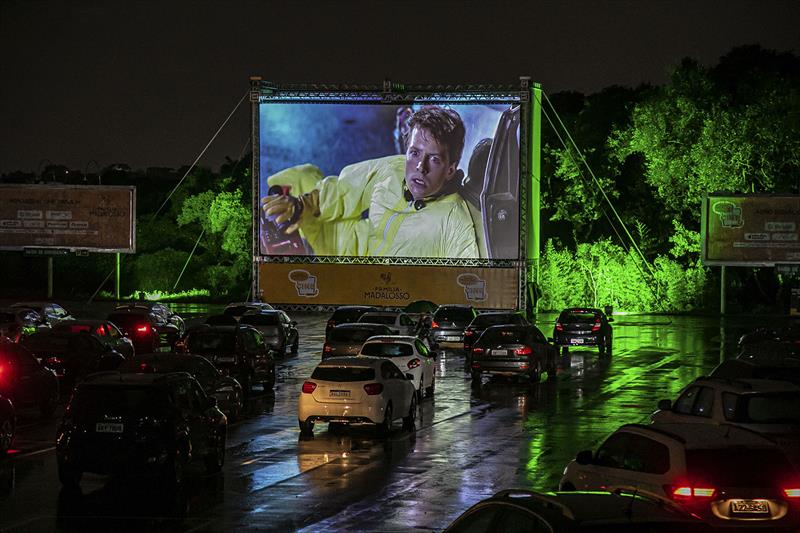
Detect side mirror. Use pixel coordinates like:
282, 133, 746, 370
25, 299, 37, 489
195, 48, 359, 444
576, 450, 593, 465
657, 399, 672, 411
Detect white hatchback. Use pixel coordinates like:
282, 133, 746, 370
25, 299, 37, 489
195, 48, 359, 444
298, 356, 417, 436
358, 312, 417, 336
359, 336, 436, 400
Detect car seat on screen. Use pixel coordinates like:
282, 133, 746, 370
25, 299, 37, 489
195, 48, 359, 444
459, 138, 492, 259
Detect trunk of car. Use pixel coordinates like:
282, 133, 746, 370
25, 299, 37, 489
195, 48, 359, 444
312, 382, 366, 404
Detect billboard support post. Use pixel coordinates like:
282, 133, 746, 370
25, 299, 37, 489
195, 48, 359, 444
720, 265, 726, 316
116, 253, 121, 301
527, 80, 542, 314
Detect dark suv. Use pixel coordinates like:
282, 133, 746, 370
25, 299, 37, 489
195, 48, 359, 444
0, 340, 59, 417
463, 311, 528, 357
56, 371, 227, 488
429, 305, 478, 351
553, 307, 613, 356
325, 306, 378, 337
177, 324, 275, 394
107, 307, 181, 355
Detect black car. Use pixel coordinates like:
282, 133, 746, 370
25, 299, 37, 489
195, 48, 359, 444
0, 340, 59, 417
177, 324, 275, 394
223, 302, 274, 320
322, 323, 394, 359
0, 394, 15, 455
53, 319, 135, 359
20, 331, 126, 394
553, 307, 613, 356
106, 307, 181, 355
444, 489, 712, 533
463, 311, 528, 356
710, 358, 800, 386
239, 310, 299, 356
114, 302, 186, 338
56, 371, 227, 488
118, 353, 244, 421
10, 301, 73, 328
470, 325, 559, 385
0, 307, 45, 342
325, 306, 379, 337
429, 305, 478, 351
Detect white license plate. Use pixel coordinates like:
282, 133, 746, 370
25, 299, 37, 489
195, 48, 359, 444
731, 500, 769, 514
491, 349, 508, 356
215, 356, 235, 363
329, 390, 351, 398
570, 338, 585, 345
95, 422, 123, 433
443, 336, 459, 342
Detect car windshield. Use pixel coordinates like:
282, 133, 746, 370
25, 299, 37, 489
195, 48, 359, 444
359, 315, 395, 325
72, 385, 169, 422
480, 328, 529, 344
311, 366, 375, 382
561, 311, 599, 324
330, 327, 383, 343
240, 314, 280, 326
361, 343, 413, 357
728, 392, 800, 423
472, 314, 523, 328
686, 448, 794, 486
434, 308, 473, 322
186, 332, 236, 353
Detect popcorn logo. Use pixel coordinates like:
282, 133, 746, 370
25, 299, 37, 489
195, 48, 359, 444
457, 273, 486, 302
712, 201, 744, 228
288, 269, 319, 297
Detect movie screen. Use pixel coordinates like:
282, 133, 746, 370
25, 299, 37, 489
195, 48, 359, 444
258, 102, 521, 260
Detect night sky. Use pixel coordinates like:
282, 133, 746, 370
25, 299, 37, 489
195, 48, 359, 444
2, 0, 798, 175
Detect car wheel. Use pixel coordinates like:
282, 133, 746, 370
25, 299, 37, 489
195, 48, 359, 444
40, 388, 58, 418
470, 370, 481, 385
605, 340, 613, 357
402, 395, 417, 430
561, 346, 569, 356
58, 460, 82, 488
425, 377, 435, 398
417, 380, 424, 402
560, 481, 576, 491
204, 428, 226, 473
0, 416, 14, 455
379, 404, 393, 437
529, 361, 542, 385
163, 453, 184, 488
241, 372, 253, 397
291, 336, 299, 354
299, 419, 314, 435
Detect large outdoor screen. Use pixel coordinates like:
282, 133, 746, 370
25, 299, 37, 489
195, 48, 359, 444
257, 101, 521, 260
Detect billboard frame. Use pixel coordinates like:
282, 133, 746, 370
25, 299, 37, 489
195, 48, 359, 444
249, 78, 536, 308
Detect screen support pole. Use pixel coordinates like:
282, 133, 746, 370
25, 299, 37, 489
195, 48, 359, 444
720, 265, 726, 315
116, 252, 121, 301
528, 82, 543, 314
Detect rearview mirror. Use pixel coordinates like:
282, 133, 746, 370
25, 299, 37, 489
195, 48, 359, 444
576, 450, 593, 465
657, 399, 672, 411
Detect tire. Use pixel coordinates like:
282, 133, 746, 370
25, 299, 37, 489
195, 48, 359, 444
402, 395, 417, 430
425, 377, 435, 398
40, 388, 58, 418
470, 370, 481, 384
529, 362, 541, 385
0, 416, 14, 456
561, 346, 570, 356
291, 336, 299, 354
299, 419, 314, 435
163, 454, 184, 488
241, 372, 253, 397
204, 428, 226, 473
58, 461, 82, 488
605, 340, 613, 357
417, 380, 424, 402
378, 404, 393, 437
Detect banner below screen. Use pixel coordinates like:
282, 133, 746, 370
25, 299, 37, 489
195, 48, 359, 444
259, 263, 519, 309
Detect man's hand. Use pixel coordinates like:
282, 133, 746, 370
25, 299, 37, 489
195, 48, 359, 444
261, 190, 320, 234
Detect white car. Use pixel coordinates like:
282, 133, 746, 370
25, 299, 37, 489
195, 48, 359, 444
359, 336, 436, 399
298, 356, 417, 436
358, 311, 417, 336
560, 422, 800, 528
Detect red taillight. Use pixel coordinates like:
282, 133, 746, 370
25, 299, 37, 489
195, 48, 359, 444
46, 356, 63, 366
471, 362, 481, 369
363, 383, 383, 395
407, 358, 421, 369
472, 347, 484, 354
302, 381, 317, 394
323, 344, 332, 353
95, 326, 105, 336
465, 330, 474, 336
784, 487, 800, 499
513, 346, 532, 355
591, 320, 601, 332
431, 320, 439, 329
668, 485, 716, 501
555, 322, 563, 331
136, 324, 150, 334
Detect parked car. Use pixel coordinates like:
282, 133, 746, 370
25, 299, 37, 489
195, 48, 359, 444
56, 371, 227, 488
53, 319, 135, 359
118, 353, 244, 421
709, 358, 800, 386
106, 307, 180, 355
429, 305, 478, 350
10, 301, 73, 328
357, 311, 417, 336
177, 324, 275, 394
325, 306, 378, 338
469, 324, 559, 385
560, 422, 800, 529
322, 323, 394, 359
463, 311, 528, 356
298, 356, 417, 436
0, 307, 46, 342
0, 394, 14, 456
553, 307, 613, 356
223, 302, 274, 320
20, 331, 126, 393
651, 376, 800, 466
0, 340, 59, 416
239, 310, 299, 356
444, 488, 712, 533
739, 324, 800, 361
359, 336, 435, 399
114, 302, 186, 338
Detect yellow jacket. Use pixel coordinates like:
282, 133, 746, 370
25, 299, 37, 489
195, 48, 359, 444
267, 155, 479, 258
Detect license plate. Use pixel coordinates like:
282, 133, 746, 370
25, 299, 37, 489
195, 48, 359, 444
95, 422, 123, 433
731, 500, 769, 514
329, 390, 350, 398
215, 356, 235, 363
570, 338, 585, 345
491, 349, 508, 356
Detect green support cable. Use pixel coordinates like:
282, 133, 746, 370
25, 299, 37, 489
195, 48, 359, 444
529, 84, 543, 312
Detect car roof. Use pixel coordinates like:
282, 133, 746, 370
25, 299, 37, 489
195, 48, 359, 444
362, 335, 418, 344
624, 422, 779, 448
333, 322, 390, 330
693, 375, 800, 392
316, 355, 386, 369
360, 311, 401, 317
334, 305, 377, 311
436, 304, 473, 310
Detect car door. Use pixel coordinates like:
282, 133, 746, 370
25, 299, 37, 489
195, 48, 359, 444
415, 339, 434, 388
578, 432, 636, 489
659, 385, 716, 423
172, 379, 210, 458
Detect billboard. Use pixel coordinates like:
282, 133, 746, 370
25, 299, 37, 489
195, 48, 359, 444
259, 263, 519, 309
701, 194, 800, 266
0, 184, 135, 253
256, 98, 523, 261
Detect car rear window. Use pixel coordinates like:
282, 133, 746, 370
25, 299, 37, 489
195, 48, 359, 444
240, 313, 280, 326
434, 308, 474, 322
479, 328, 529, 344
107, 313, 149, 329
331, 308, 374, 323
330, 327, 385, 343
73, 385, 169, 422
472, 314, 524, 328
186, 332, 236, 353
311, 366, 375, 382
724, 392, 800, 423
560, 310, 599, 323
361, 343, 414, 357
686, 448, 794, 486
359, 314, 395, 325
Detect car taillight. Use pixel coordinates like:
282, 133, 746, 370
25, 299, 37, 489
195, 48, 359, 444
327, 320, 335, 329
555, 322, 563, 331
302, 381, 317, 394
407, 358, 421, 369
668, 484, 716, 501
472, 347, 484, 354
323, 344, 332, 353
363, 383, 383, 395
471, 362, 481, 369
465, 330, 474, 336
591, 320, 601, 332
136, 324, 151, 334
46, 356, 63, 366
513, 346, 532, 355
431, 320, 439, 329
784, 487, 800, 499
